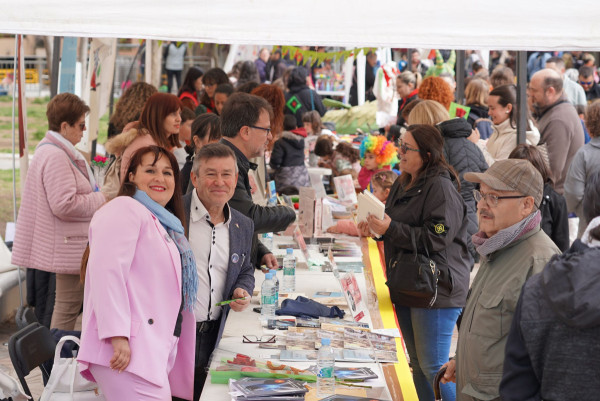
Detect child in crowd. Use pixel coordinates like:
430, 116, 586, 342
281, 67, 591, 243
214, 83, 234, 115
303, 110, 337, 166
269, 115, 310, 191
314, 136, 361, 178
327, 170, 398, 236
357, 135, 399, 190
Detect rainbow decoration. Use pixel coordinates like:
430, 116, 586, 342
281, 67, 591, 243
359, 135, 399, 168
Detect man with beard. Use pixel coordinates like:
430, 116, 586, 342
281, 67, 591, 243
528, 68, 584, 194
440, 159, 560, 401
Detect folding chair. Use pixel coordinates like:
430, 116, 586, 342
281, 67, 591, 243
8, 322, 56, 398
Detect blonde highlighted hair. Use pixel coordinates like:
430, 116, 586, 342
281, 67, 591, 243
407, 100, 450, 126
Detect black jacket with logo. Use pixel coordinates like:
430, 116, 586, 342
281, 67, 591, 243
382, 168, 471, 308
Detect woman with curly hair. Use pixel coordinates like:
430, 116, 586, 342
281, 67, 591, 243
418, 76, 454, 110
108, 82, 157, 139
357, 135, 399, 190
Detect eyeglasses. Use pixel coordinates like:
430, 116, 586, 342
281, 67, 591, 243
250, 125, 272, 135
473, 189, 526, 207
399, 141, 420, 154
580, 80, 593, 86
75, 122, 86, 131
242, 335, 276, 344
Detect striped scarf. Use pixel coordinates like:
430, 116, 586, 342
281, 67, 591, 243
472, 211, 542, 258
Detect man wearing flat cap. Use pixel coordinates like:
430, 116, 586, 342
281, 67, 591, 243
440, 159, 561, 401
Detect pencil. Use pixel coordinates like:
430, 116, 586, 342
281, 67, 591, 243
215, 297, 247, 306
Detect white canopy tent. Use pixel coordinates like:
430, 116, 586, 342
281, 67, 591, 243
2, 0, 600, 50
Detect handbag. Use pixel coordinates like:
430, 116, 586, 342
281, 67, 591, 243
40, 336, 105, 401
385, 230, 440, 308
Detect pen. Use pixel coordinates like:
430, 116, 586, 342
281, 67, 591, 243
215, 297, 247, 306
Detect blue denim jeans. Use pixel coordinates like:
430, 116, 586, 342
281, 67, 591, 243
396, 305, 461, 401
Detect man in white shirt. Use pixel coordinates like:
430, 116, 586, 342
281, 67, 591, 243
180, 143, 255, 401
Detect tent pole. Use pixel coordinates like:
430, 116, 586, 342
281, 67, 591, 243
11, 35, 18, 225
516, 51, 527, 144
456, 50, 465, 104
50, 36, 61, 98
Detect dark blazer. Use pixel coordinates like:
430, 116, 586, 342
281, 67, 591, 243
221, 139, 296, 268
183, 192, 256, 340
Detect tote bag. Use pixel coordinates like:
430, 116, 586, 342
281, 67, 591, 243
40, 336, 105, 401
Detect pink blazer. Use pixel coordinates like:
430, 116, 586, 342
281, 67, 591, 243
77, 196, 195, 400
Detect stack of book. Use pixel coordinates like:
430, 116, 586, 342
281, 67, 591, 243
229, 378, 308, 400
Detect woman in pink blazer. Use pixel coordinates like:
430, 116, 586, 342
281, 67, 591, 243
78, 146, 197, 400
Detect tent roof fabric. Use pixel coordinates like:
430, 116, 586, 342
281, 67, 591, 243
2, 0, 600, 50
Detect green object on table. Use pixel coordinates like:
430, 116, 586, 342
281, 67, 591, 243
215, 297, 247, 307
209, 369, 316, 384
323, 98, 351, 109
291, 196, 300, 203
322, 100, 378, 135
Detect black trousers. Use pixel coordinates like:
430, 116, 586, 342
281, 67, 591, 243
172, 320, 220, 401
166, 69, 182, 94
26, 269, 56, 328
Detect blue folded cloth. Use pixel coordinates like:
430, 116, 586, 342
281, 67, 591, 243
276, 296, 345, 319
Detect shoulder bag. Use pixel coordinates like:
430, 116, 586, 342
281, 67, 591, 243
385, 230, 440, 308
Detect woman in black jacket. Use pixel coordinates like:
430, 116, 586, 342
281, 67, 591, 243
509, 144, 570, 251
359, 124, 470, 401
409, 100, 489, 263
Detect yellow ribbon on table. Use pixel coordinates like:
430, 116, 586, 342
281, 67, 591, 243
367, 238, 418, 401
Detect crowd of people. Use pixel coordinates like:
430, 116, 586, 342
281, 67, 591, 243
9, 47, 600, 401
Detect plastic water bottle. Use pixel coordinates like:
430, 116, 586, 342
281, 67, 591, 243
282, 248, 296, 293
261, 273, 276, 319
317, 338, 335, 397
261, 232, 273, 251
269, 269, 279, 307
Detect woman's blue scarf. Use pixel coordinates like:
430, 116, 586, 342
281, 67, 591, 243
133, 190, 198, 312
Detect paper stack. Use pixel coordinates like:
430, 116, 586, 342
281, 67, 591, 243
229, 377, 308, 400
356, 190, 385, 224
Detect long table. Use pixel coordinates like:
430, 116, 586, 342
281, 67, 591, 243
199, 236, 418, 401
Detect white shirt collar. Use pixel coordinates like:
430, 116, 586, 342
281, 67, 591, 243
191, 189, 231, 226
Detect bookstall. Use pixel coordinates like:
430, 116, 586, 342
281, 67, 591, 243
199, 224, 418, 400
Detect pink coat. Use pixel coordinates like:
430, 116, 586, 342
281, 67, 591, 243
77, 197, 195, 400
11, 133, 105, 274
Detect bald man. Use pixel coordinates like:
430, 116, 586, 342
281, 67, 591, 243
528, 68, 584, 194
